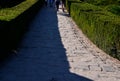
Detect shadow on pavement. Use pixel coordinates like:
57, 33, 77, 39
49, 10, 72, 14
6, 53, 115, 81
0, 7, 93, 81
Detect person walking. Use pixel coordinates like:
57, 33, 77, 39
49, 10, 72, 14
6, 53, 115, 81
48, 0, 54, 7
55, 0, 60, 11
61, 0, 65, 12
44, 0, 47, 6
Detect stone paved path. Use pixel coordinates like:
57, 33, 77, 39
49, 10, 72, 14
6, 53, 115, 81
0, 6, 120, 81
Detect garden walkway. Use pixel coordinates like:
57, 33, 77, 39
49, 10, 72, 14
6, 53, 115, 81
0, 6, 120, 81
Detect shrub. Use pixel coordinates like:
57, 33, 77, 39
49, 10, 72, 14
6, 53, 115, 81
85, 0, 118, 5
105, 5, 120, 16
0, 0, 44, 56
0, 0, 38, 21
70, 2, 120, 60
0, 0, 25, 8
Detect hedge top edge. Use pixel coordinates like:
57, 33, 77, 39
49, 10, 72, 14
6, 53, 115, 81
0, 0, 38, 21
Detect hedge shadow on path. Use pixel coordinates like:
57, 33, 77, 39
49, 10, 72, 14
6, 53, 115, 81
0, 7, 93, 81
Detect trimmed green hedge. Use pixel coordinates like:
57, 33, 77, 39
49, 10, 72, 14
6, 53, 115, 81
0, 0, 25, 8
82, 0, 120, 15
69, 2, 120, 60
105, 5, 120, 16
84, 0, 119, 6
0, 0, 38, 21
0, 0, 44, 57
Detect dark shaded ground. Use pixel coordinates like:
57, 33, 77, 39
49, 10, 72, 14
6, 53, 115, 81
0, 6, 93, 81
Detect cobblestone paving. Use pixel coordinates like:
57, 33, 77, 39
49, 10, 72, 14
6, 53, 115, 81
57, 10, 120, 81
0, 6, 120, 81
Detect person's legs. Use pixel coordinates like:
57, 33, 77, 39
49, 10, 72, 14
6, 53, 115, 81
48, 0, 52, 7
47, 0, 50, 6
62, 2, 64, 12
62, 0, 65, 12
45, 0, 47, 6
52, 0, 55, 7
50, 0, 52, 7
50, 0, 54, 7
56, 1, 60, 11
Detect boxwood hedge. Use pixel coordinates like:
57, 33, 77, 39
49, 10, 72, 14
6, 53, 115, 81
68, 2, 120, 60
0, 0, 44, 57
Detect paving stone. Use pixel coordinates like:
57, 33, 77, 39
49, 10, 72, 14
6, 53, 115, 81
89, 65, 102, 71
102, 65, 116, 72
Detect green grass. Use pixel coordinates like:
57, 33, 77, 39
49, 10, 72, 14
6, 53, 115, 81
0, 0, 38, 21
